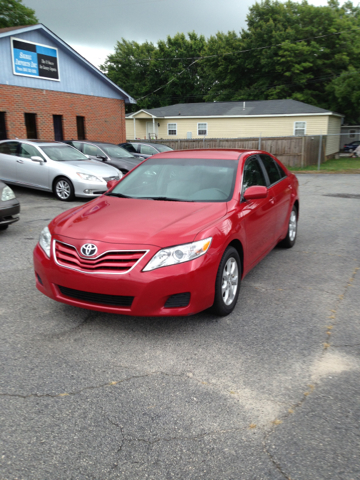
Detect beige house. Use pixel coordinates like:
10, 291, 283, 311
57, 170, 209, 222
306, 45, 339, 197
126, 99, 342, 157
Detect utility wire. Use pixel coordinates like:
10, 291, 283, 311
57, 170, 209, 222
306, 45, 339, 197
107, 27, 359, 64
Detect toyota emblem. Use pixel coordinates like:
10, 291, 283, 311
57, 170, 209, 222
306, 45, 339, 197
80, 243, 98, 257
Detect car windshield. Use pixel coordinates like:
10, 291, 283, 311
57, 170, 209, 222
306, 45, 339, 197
101, 145, 135, 158
155, 145, 173, 152
40, 145, 88, 161
107, 157, 238, 202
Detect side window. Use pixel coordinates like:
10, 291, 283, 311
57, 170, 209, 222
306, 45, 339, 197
259, 154, 281, 185
140, 145, 157, 155
19, 143, 43, 159
83, 144, 104, 157
277, 163, 287, 178
122, 143, 137, 153
0, 141, 19, 155
242, 157, 267, 192
71, 141, 83, 151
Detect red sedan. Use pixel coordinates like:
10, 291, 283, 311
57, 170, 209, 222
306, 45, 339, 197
33, 149, 299, 317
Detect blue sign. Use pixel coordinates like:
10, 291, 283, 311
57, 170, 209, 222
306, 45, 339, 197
11, 38, 59, 81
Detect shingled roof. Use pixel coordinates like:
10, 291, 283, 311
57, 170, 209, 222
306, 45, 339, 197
127, 99, 341, 118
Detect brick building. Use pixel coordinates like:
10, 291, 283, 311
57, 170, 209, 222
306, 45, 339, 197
0, 24, 135, 143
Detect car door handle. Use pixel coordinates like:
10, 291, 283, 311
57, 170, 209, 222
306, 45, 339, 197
270, 197, 275, 204
16, 160, 24, 164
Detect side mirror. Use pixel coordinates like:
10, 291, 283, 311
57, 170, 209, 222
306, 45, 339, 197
97, 155, 107, 162
243, 185, 268, 200
31, 156, 44, 164
107, 180, 118, 190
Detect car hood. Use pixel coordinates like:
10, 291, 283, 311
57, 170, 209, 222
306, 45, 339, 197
108, 156, 143, 167
52, 196, 227, 247
64, 160, 119, 177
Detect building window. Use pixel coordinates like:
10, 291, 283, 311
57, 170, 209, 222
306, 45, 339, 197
168, 123, 177, 135
349, 129, 356, 138
53, 115, 64, 141
198, 123, 207, 135
76, 116, 86, 140
294, 121, 306, 136
24, 113, 38, 139
0, 112, 7, 140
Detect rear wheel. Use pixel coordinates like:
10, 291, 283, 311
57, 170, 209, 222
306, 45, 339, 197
0, 225, 9, 231
279, 205, 297, 248
213, 246, 241, 316
54, 177, 75, 201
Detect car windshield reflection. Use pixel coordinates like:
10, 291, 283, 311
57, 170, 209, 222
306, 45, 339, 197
101, 145, 135, 158
108, 157, 239, 202
41, 145, 88, 162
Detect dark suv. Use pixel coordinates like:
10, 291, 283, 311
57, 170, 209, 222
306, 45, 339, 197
65, 140, 144, 173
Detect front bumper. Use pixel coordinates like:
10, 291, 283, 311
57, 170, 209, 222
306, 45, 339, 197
0, 199, 20, 226
33, 239, 218, 316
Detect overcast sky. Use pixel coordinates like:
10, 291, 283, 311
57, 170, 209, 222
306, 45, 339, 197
24, 0, 339, 67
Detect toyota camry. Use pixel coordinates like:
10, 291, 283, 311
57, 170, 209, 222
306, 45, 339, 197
33, 149, 299, 317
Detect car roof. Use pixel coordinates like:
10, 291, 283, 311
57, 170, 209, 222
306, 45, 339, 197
150, 148, 254, 160
0, 139, 70, 147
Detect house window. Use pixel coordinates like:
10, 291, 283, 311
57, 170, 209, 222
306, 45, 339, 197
24, 113, 38, 139
76, 116, 86, 140
198, 123, 207, 136
0, 112, 7, 140
168, 123, 177, 135
294, 121, 306, 136
349, 129, 356, 138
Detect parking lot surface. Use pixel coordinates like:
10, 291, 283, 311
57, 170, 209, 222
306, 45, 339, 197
1, 175, 359, 480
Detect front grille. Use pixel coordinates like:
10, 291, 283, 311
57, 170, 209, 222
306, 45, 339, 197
58, 285, 134, 307
55, 241, 147, 274
164, 293, 191, 308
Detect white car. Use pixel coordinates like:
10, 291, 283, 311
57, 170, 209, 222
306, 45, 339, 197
0, 140, 121, 201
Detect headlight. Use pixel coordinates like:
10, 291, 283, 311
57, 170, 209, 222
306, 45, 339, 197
39, 226, 52, 258
1, 186, 16, 201
143, 237, 212, 272
77, 173, 101, 182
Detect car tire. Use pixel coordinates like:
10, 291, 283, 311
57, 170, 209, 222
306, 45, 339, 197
349, 148, 354, 153
0, 224, 9, 231
54, 177, 75, 201
279, 205, 298, 248
213, 246, 241, 316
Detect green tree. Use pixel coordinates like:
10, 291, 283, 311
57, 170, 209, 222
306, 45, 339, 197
102, 32, 209, 110
0, 0, 38, 28
203, 0, 360, 110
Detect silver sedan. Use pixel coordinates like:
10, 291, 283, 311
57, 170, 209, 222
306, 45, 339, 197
0, 140, 122, 201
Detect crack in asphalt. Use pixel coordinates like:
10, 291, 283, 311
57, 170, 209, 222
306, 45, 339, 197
0, 372, 158, 399
262, 263, 360, 480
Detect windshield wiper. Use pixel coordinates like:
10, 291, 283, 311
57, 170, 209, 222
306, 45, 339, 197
106, 192, 133, 198
144, 196, 194, 202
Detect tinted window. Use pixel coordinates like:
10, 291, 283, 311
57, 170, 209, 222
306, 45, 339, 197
109, 157, 239, 202
121, 143, 137, 153
242, 157, 266, 191
277, 163, 287, 178
0, 141, 19, 155
259, 154, 281, 184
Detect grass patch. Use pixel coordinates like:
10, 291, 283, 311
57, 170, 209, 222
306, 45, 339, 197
289, 157, 360, 173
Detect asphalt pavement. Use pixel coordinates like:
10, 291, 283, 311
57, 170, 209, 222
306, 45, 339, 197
0, 175, 359, 480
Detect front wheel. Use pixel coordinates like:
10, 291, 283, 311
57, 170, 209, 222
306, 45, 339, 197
213, 246, 241, 316
279, 205, 298, 248
54, 177, 75, 201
